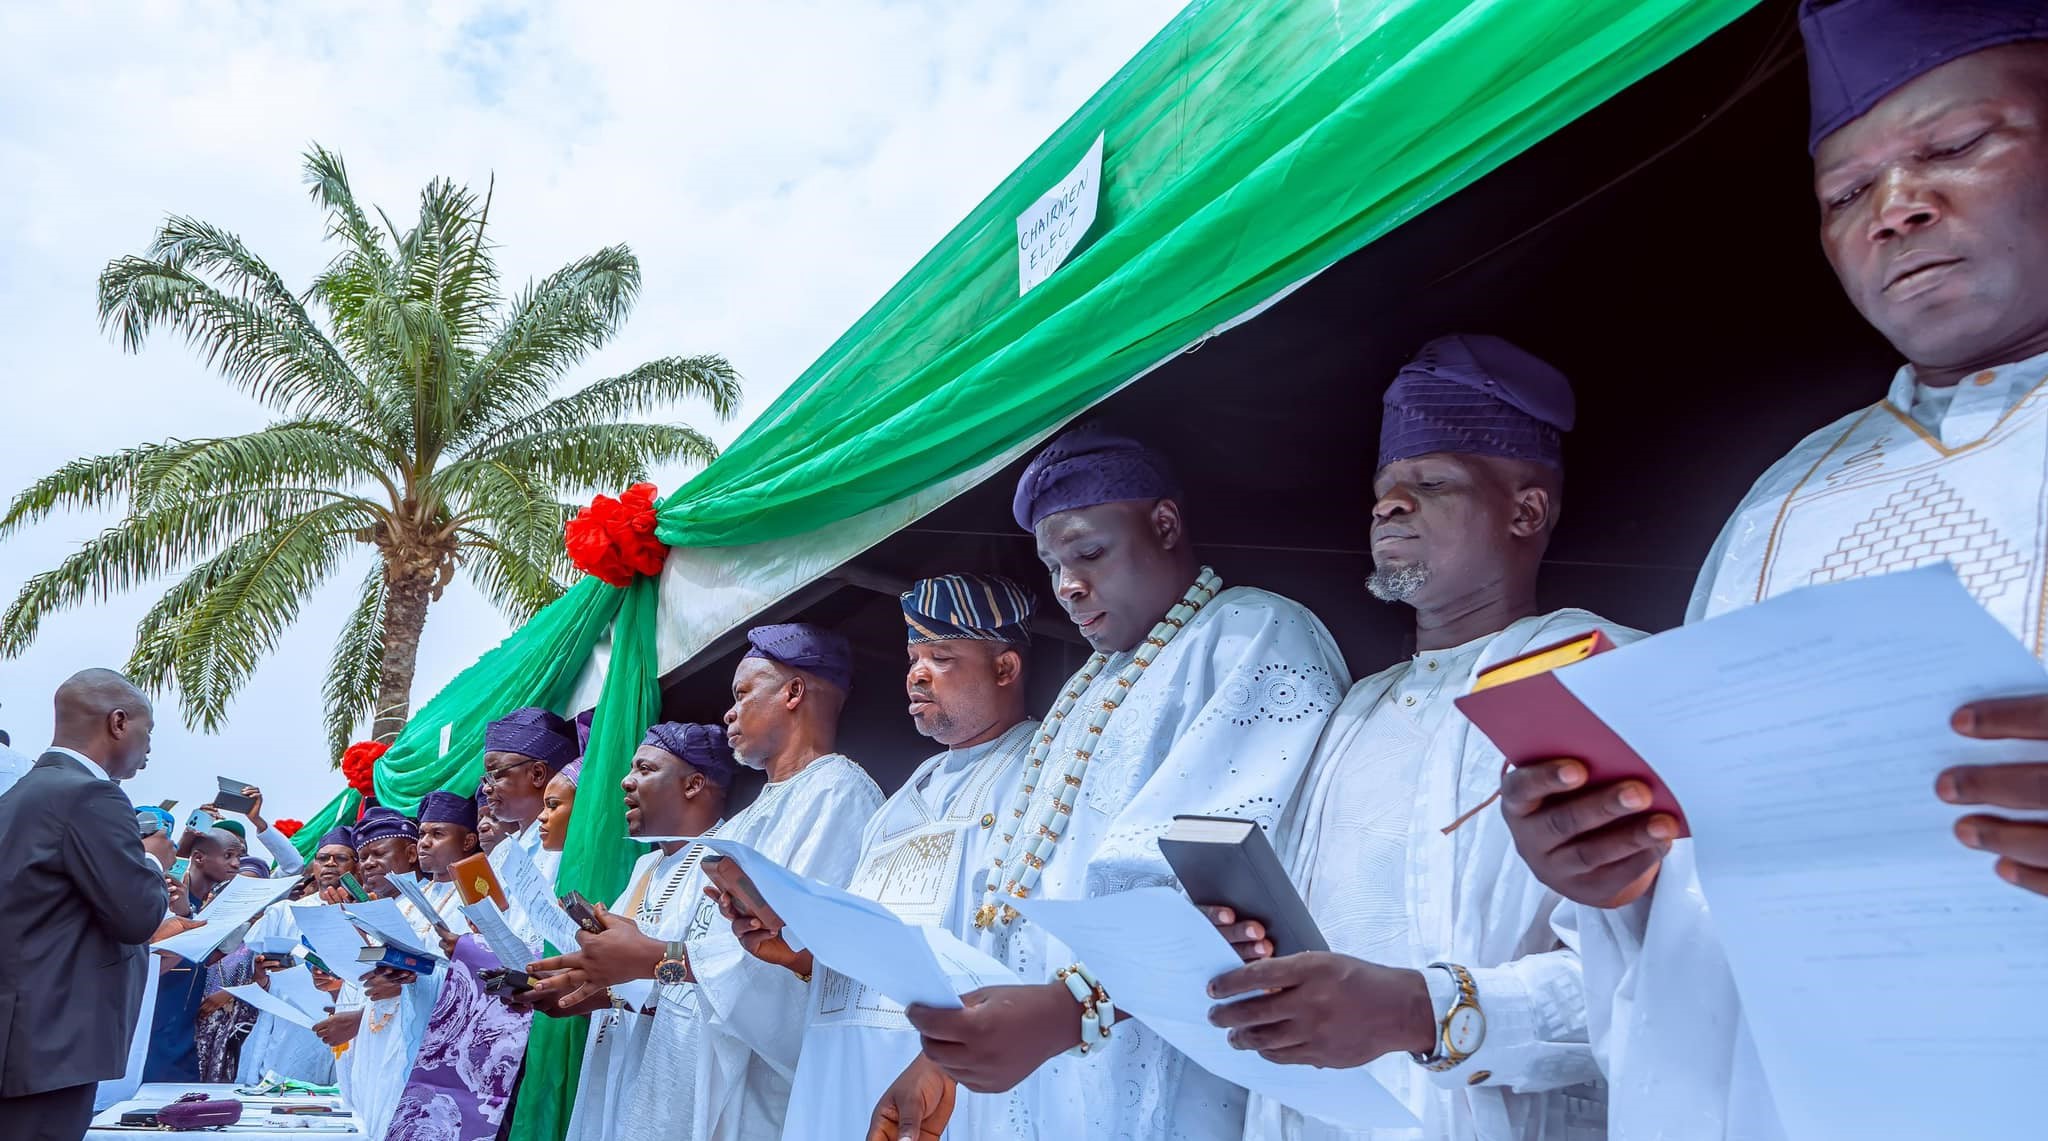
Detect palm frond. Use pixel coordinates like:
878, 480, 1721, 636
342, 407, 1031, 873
135, 422, 397, 510
302, 146, 395, 282
448, 422, 720, 500
439, 460, 577, 568
322, 567, 387, 761
123, 501, 371, 730
461, 354, 739, 456
460, 537, 567, 625
0, 440, 201, 538
99, 256, 370, 424
451, 246, 643, 443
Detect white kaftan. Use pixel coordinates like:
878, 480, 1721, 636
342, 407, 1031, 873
976, 586, 1350, 1141
235, 900, 338, 1086
780, 719, 1038, 1139
563, 831, 722, 1141
1254, 611, 1639, 1141
336, 895, 444, 1140
1576, 351, 2048, 1140
618, 754, 882, 1141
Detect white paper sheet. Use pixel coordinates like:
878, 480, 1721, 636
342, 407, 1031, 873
150, 875, 297, 961
291, 904, 377, 981
1558, 566, 2048, 1141
1016, 132, 1102, 295
265, 964, 330, 1023
383, 872, 450, 933
340, 899, 440, 962
226, 981, 321, 1031
461, 898, 535, 971
697, 838, 1017, 1010
493, 837, 582, 955
1015, 888, 1419, 1131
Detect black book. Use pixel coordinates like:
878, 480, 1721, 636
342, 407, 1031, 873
1159, 815, 1327, 957
213, 776, 257, 815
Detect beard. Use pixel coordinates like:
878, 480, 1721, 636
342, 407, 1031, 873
1366, 561, 1430, 602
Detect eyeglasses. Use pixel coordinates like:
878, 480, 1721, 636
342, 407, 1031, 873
483, 760, 536, 781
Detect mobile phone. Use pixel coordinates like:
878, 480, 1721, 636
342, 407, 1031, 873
559, 891, 605, 935
480, 967, 534, 994
169, 857, 191, 880
701, 854, 770, 920
339, 873, 370, 902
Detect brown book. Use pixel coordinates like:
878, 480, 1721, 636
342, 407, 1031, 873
1454, 629, 1689, 835
450, 853, 508, 908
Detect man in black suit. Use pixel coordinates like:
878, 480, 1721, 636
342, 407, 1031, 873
0, 670, 173, 1140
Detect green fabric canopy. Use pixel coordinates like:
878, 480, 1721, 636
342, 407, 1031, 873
288, 2, 1763, 1137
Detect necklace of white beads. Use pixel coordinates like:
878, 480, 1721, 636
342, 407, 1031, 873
975, 566, 1221, 930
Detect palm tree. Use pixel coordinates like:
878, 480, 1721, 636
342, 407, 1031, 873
0, 146, 740, 757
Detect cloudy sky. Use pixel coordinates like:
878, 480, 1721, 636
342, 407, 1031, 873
0, 0, 1184, 822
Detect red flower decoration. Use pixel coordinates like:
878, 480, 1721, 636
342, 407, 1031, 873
340, 740, 388, 799
274, 818, 304, 838
565, 483, 668, 587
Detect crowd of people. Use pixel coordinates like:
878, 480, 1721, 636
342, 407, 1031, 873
4, 3, 2048, 1140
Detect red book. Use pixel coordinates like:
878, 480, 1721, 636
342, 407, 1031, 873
1454, 630, 1689, 836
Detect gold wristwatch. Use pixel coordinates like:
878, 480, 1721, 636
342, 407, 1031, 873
1415, 962, 1486, 1073
655, 940, 689, 986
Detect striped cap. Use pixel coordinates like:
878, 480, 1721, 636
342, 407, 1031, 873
902, 574, 1035, 645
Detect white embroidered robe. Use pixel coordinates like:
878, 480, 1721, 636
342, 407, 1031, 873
337, 895, 444, 1140
977, 586, 1350, 1141
618, 754, 882, 1141
563, 834, 722, 1141
235, 900, 339, 1086
1253, 611, 1640, 1141
780, 719, 1038, 1139
1575, 351, 2048, 1141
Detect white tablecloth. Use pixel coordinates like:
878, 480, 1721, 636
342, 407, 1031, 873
88, 1082, 364, 1139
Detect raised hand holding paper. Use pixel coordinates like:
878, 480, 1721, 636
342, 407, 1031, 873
151, 874, 296, 961
1553, 566, 2048, 1141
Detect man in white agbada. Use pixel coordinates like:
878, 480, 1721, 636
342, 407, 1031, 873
326, 807, 442, 1141
612, 623, 883, 1140
1500, 5, 2048, 1139
527, 721, 732, 1141
1202, 336, 1633, 1141
883, 426, 1350, 1141
235, 826, 362, 1087
720, 572, 1040, 1139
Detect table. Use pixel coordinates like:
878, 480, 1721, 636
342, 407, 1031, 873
88, 1083, 364, 1138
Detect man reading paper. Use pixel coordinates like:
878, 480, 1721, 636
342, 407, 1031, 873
1204, 337, 1638, 1141
1499, 3, 2048, 1137
886, 427, 1351, 1141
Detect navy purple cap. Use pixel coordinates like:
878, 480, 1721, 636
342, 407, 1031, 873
418, 790, 479, 832
744, 623, 854, 692
574, 709, 595, 756
317, 825, 355, 851
1378, 335, 1574, 471
1012, 424, 1180, 532
237, 857, 271, 878
352, 806, 418, 846
1802, 0, 2048, 152
484, 707, 579, 772
642, 722, 737, 788
903, 573, 1034, 645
